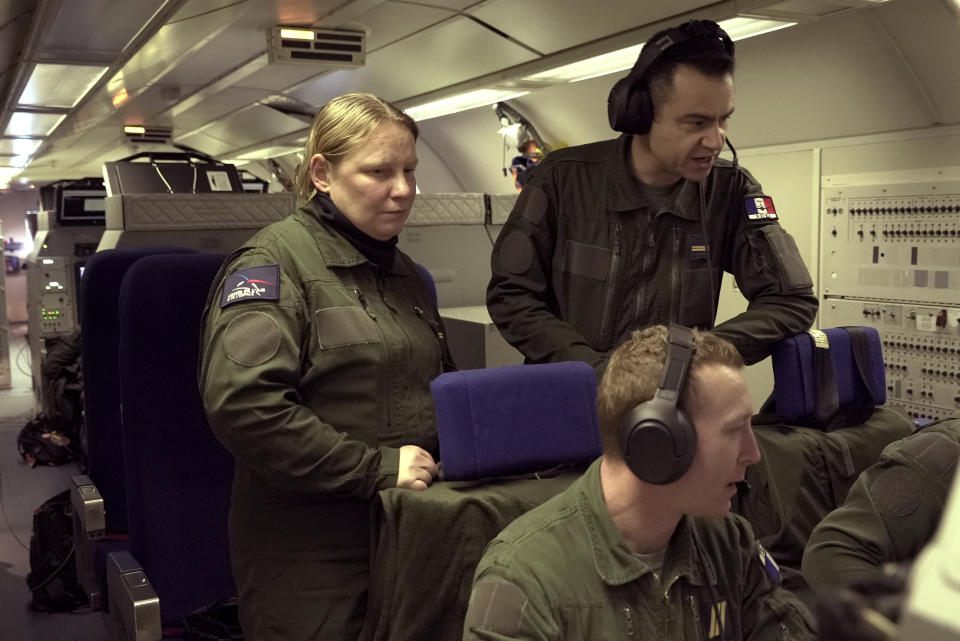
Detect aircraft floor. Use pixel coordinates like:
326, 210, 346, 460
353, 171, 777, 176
0, 324, 110, 641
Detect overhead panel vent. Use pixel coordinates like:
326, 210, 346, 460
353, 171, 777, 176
267, 26, 366, 68
123, 125, 172, 144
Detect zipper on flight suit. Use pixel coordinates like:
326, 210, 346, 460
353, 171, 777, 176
632, 224, 657, 326
662, 575, 680, 641
688, 595, 706, 641
622, 605, 635, 636
669, 225, 681, 323
414, 305, 445, 371
356, 285, 393, 428
599, 224, 622, 341
355, 288, 377, 320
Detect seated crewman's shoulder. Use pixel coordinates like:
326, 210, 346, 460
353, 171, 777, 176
479, 499, 588, 579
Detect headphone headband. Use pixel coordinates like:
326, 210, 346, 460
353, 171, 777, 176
655, 324, 695, 402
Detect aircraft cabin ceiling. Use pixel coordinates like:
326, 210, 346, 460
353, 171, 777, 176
1, 0, 958, 190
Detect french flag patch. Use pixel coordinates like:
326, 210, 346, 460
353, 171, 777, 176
744, 196, 778, 222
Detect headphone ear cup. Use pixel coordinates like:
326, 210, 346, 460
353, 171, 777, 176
607, 77, 653, 135
620, 401, 697, 485
628, 83, 654, 135
607, 77, 633, 133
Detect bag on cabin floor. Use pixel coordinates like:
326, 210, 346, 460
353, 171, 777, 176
26, 490, 88, 612
182, 596, 244, 641
16, 416, 78, 468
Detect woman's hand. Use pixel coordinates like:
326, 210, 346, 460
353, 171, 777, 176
396, 445, 438, 490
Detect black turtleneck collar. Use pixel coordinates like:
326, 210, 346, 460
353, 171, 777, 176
313, 192, 398, 270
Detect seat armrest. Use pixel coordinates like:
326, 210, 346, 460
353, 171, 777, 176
71, 474, 106, 536
106, 550, 161, 641
71, 474, 106, 609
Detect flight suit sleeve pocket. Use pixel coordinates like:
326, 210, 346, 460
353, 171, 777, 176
561, 239, 609, 281
315, 306, 381, 349
755, 226, 813, 292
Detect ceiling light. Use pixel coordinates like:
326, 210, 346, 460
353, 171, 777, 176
112, 87, 129, 108
0, 167, 21, 180
520, 17, 795, 86
523, 45, 644, 84
280, 28, 315, 40
4, 111, 66, 137
234, 145, 301, 160
18, 63, 109, 109
124, 125, 146, 135
0, 138, 42, 155
0, 155, 31, 168
405, 89, 529, 121
718, 17, 796, 41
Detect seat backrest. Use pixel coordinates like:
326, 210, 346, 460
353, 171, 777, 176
412, 261, 438, 307
117, 253, 234, 626
771, 326, 886, 428
80, 246, 195, 533
432, 361, 600, 481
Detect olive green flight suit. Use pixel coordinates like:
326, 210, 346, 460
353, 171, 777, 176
802, 418, 960, 591
487, 135, 818, 375
463, 458, 817, 641
199, 198, 453, 641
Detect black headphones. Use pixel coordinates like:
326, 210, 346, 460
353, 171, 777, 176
619, 324, 697, 485
607, 20, 734, 135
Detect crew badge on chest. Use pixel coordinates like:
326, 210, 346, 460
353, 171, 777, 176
220, 264, 280, 308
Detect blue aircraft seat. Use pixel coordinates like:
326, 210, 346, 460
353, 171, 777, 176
412, 261, 438, 307
362, 361, 598, 639
770, 326, 886, 430
110, 252, 234, 633
80, 247, 196, 535
772, 327, 887, 428
432, 361, 601, 481
74, 246, 195, 610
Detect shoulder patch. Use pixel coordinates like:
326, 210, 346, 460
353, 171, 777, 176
868, 466, 923, 518
464, 579, 529, 636
744, 196, 779, 223
757, 543, 781, 584
220, 264, 280, 308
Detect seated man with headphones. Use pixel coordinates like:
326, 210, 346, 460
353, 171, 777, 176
487, 19, 817, 377
463, 325, 816, 641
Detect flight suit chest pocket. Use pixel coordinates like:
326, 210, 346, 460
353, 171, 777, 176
561, 240, 610, 281
315, 306, 381, 349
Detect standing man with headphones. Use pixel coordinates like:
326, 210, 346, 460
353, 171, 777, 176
487, 19, 818, 376
463, 325, 816, 641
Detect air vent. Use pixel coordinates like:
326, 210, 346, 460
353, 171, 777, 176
267, 26, 366, 68
123, 125, 172, 144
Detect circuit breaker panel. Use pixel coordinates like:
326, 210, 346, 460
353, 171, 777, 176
821, 174, 960, 422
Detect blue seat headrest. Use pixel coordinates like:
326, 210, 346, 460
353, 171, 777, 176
771, 326, 886, 429
433, 361, 600, 481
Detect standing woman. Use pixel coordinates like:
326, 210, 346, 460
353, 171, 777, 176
200, 93, 454, 641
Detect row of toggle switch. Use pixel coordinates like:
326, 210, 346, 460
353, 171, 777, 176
826, 205, 960, 215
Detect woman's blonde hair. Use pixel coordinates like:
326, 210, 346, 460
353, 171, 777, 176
294, 93, 418, 203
